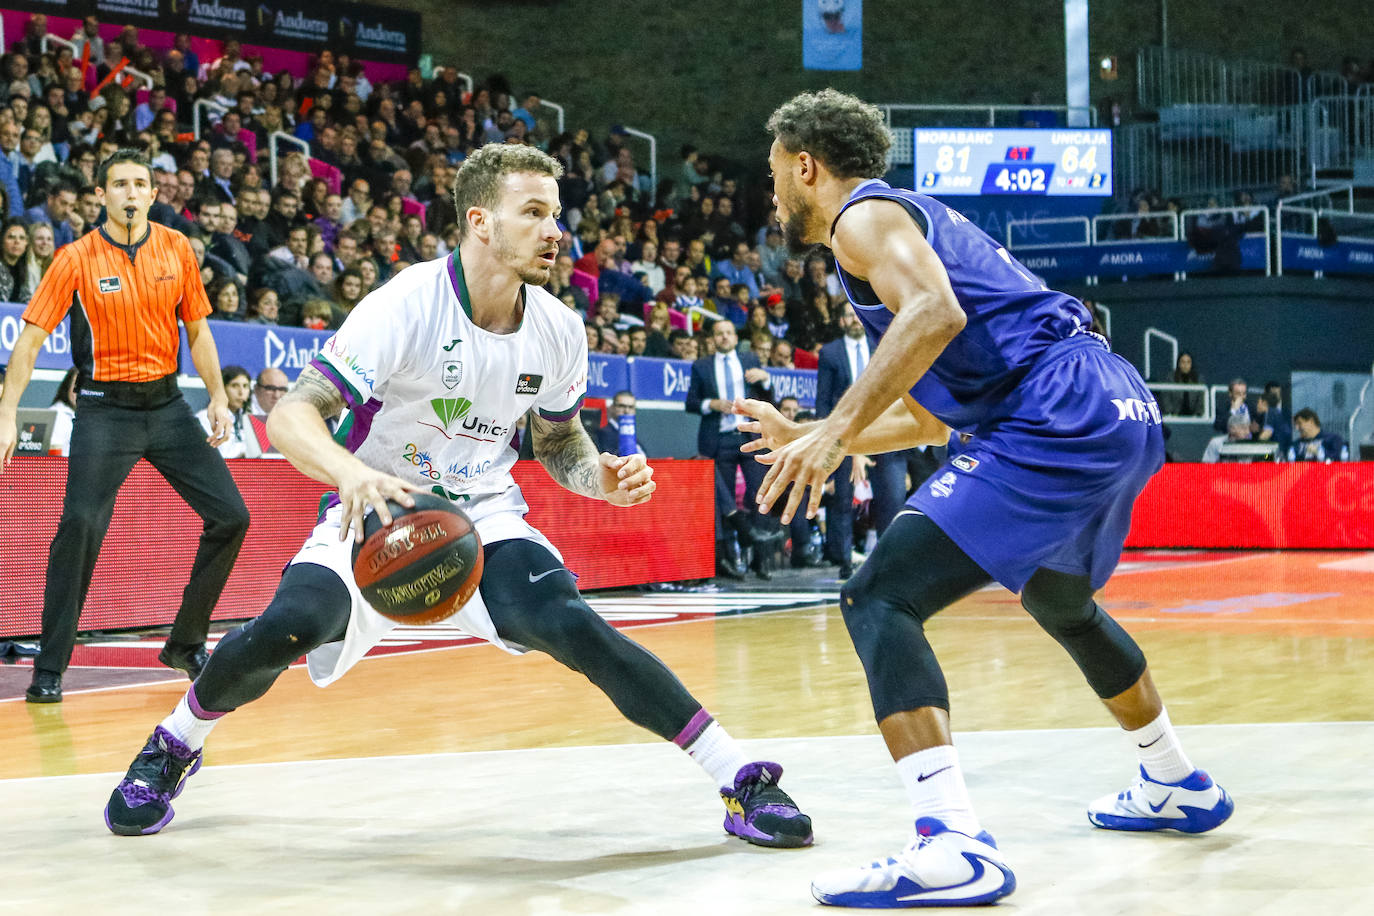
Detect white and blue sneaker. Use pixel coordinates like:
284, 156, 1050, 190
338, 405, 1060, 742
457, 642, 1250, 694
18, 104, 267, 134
811, 817, 1015, 908
1088, 765, 1234, 833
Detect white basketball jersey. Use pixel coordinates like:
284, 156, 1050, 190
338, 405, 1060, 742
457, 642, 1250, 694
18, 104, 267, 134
312, 254, 588, 515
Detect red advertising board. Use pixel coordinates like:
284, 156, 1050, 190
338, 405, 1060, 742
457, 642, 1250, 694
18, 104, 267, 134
1126, 462, 1374, 549
0, 459, 715, 639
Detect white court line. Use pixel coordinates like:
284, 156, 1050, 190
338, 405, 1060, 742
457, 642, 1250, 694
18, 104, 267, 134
5, 720, 1369, 785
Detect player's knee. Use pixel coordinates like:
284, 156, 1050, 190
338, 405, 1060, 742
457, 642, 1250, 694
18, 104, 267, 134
205, 501, 251, 542
1020, 568, 1096, 634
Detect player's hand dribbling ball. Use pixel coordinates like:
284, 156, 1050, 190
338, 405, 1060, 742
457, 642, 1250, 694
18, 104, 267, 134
350, 493, 483, 625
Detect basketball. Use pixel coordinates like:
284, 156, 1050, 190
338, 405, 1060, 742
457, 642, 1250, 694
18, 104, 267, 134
350, 494, 483, 625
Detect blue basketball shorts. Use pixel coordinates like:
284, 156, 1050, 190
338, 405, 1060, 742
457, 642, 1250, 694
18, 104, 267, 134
911, 336, 1165, 592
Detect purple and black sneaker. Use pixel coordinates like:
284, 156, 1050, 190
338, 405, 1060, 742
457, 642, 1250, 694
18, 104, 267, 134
720, 761, 813, 848
104, 726, 203, 836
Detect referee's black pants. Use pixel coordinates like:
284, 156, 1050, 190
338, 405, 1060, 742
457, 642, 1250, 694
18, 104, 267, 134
35, 384, 250, 675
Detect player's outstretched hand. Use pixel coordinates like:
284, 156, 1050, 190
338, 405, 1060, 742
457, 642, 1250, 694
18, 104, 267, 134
334, 462, 426, 542
599, 452, 655, 507
755, 421, 846, 524
734, 397, 801, 456
205, 399, 233, 448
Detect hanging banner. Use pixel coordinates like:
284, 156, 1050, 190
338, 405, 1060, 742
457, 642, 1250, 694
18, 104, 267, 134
802, 0, 862, 71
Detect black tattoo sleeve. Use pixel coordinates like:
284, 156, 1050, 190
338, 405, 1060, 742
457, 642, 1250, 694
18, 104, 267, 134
279, 365, 346, 421
528, 410, 603, 499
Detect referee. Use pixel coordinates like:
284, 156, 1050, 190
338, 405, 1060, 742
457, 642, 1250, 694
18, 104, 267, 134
0, 149, 251, 704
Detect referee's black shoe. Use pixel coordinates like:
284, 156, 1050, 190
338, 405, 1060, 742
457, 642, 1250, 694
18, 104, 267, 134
25, 668, 62, 703
158, 641, 210, 681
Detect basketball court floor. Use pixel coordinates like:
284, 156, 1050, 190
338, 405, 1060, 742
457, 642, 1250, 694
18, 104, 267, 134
2, 549, 1371, 914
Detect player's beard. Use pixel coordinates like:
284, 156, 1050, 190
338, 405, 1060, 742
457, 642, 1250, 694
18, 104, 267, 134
779, 190, 818, 255
493, 218, 553, 285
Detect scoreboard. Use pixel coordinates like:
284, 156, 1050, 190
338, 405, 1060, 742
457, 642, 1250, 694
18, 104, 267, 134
913, 128, 1112, 197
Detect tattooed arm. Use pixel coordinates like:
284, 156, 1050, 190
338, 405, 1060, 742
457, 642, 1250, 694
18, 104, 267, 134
268, 364, 420, 541
529, 410, 656, 506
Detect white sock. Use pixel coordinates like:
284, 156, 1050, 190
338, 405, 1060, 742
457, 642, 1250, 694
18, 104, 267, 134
1126, 708, 1194, 783
682, 721, 752, 789
895, 745, 981, 837
160, 687, 224, 752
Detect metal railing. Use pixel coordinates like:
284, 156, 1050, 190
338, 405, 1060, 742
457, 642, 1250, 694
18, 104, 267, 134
1275, 184, 1354, 275
1348, 366, 1374, 453
619, 126, 657, 204
193, 99, 228, 140
537, 100, 565, 135
1180, 206, 1273, 276
1304, 88, 1374, 183
1143, 327, 1178, 384
1092, 211, 1180, 244
881, 104, 1097, 164
1146, 382, 1214, 423
1136, 45, 1340, 109
43, 34, 153, 90
1006, 216, 1090, 248
268, 131, 310, 188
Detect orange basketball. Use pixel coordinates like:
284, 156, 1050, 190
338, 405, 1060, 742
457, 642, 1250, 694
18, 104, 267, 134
350, 494, 483, 625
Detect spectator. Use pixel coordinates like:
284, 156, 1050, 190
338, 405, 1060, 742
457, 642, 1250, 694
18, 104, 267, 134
778, 256, 805, 303
1254, 381, 1290, 452
1287, 408, 1349, 462
1158, 351, 1204, 417
207, 276, 243, 321
758, 227, 788, 285
1213, 377, 1250, 433
626, 326, 649, 356
764, 292, 790, 340
27, 222, 54, 281
0, 217, 38, 302
197, 365, 261, 459
713, 241, 761, 299
673, 274, 704, 313
596, 390, 645, 456
769, 338, 796, 369
750, 332, 775, 367
300, 297, 334, 330
48, 366, 78, 457
248, 367, 289, 423
245, 287, 280, 325
25, 181, 77, 248
669, 327, 698, 361
1201, 413, 1250, 463
269, 224, 310, 270
633, 240, 665, 293
546, 253, 590, 313
643, 302, 674, 357
356, 256, 379, 293
333, 268, 365, 316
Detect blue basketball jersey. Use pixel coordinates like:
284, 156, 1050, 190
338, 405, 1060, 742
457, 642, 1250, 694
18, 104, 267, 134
832, 180, 1096, 432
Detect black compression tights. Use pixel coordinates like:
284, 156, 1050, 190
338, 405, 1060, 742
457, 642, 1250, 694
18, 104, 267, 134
840, 511, 1147, 723
194, 542, 702, 741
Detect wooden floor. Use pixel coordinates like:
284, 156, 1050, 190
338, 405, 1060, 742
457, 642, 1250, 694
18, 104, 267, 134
2, 550, 1372, 913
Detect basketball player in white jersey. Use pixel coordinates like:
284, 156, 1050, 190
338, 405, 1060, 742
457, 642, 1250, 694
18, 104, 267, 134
104, 145, 813, 851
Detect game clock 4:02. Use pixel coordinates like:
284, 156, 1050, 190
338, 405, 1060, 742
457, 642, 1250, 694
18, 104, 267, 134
913, 128, 1113, 197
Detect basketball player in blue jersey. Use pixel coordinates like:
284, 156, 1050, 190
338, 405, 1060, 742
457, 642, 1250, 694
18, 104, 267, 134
736, 90, 1233, 907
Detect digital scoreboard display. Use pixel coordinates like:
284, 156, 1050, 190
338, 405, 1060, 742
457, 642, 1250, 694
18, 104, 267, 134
913, 128, 1113, 196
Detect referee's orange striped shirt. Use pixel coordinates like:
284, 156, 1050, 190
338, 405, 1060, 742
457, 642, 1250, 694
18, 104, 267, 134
22, 223, 212, 382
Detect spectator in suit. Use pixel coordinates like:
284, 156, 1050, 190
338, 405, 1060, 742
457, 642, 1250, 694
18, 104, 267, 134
1213, 377, 1250, 433
686, 318, 775, 579
815, 304, 908, 577
1287, 408, 1349, 462
1254, 381, 1291, 453
596, 390, 644, 456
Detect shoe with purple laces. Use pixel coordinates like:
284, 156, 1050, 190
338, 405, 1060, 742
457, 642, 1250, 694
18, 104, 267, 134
104, 726, 203, 836
720, 761, 813, 848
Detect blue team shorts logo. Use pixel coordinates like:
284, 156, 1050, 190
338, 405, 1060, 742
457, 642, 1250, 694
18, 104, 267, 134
929, 471, 958, 499
951, 455, 979, 472
98, 276, 122, 293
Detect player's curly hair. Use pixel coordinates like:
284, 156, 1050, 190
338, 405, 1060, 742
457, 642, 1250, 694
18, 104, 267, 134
766, 89, 890, 179
452, 145, 564, 239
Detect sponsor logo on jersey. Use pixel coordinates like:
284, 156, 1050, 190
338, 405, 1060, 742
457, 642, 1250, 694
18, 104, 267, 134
442, 338, 462, 351
98, 277, 122, 293
442, 360, 462, 389
515, 373, 543, 395
1111, 397, 1162, 424
425, 398, 511, 443
951, 455, 979, 472
928, 471, 958, 499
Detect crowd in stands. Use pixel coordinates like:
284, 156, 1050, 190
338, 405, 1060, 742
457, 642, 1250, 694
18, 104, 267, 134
0, 11, 852, 378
